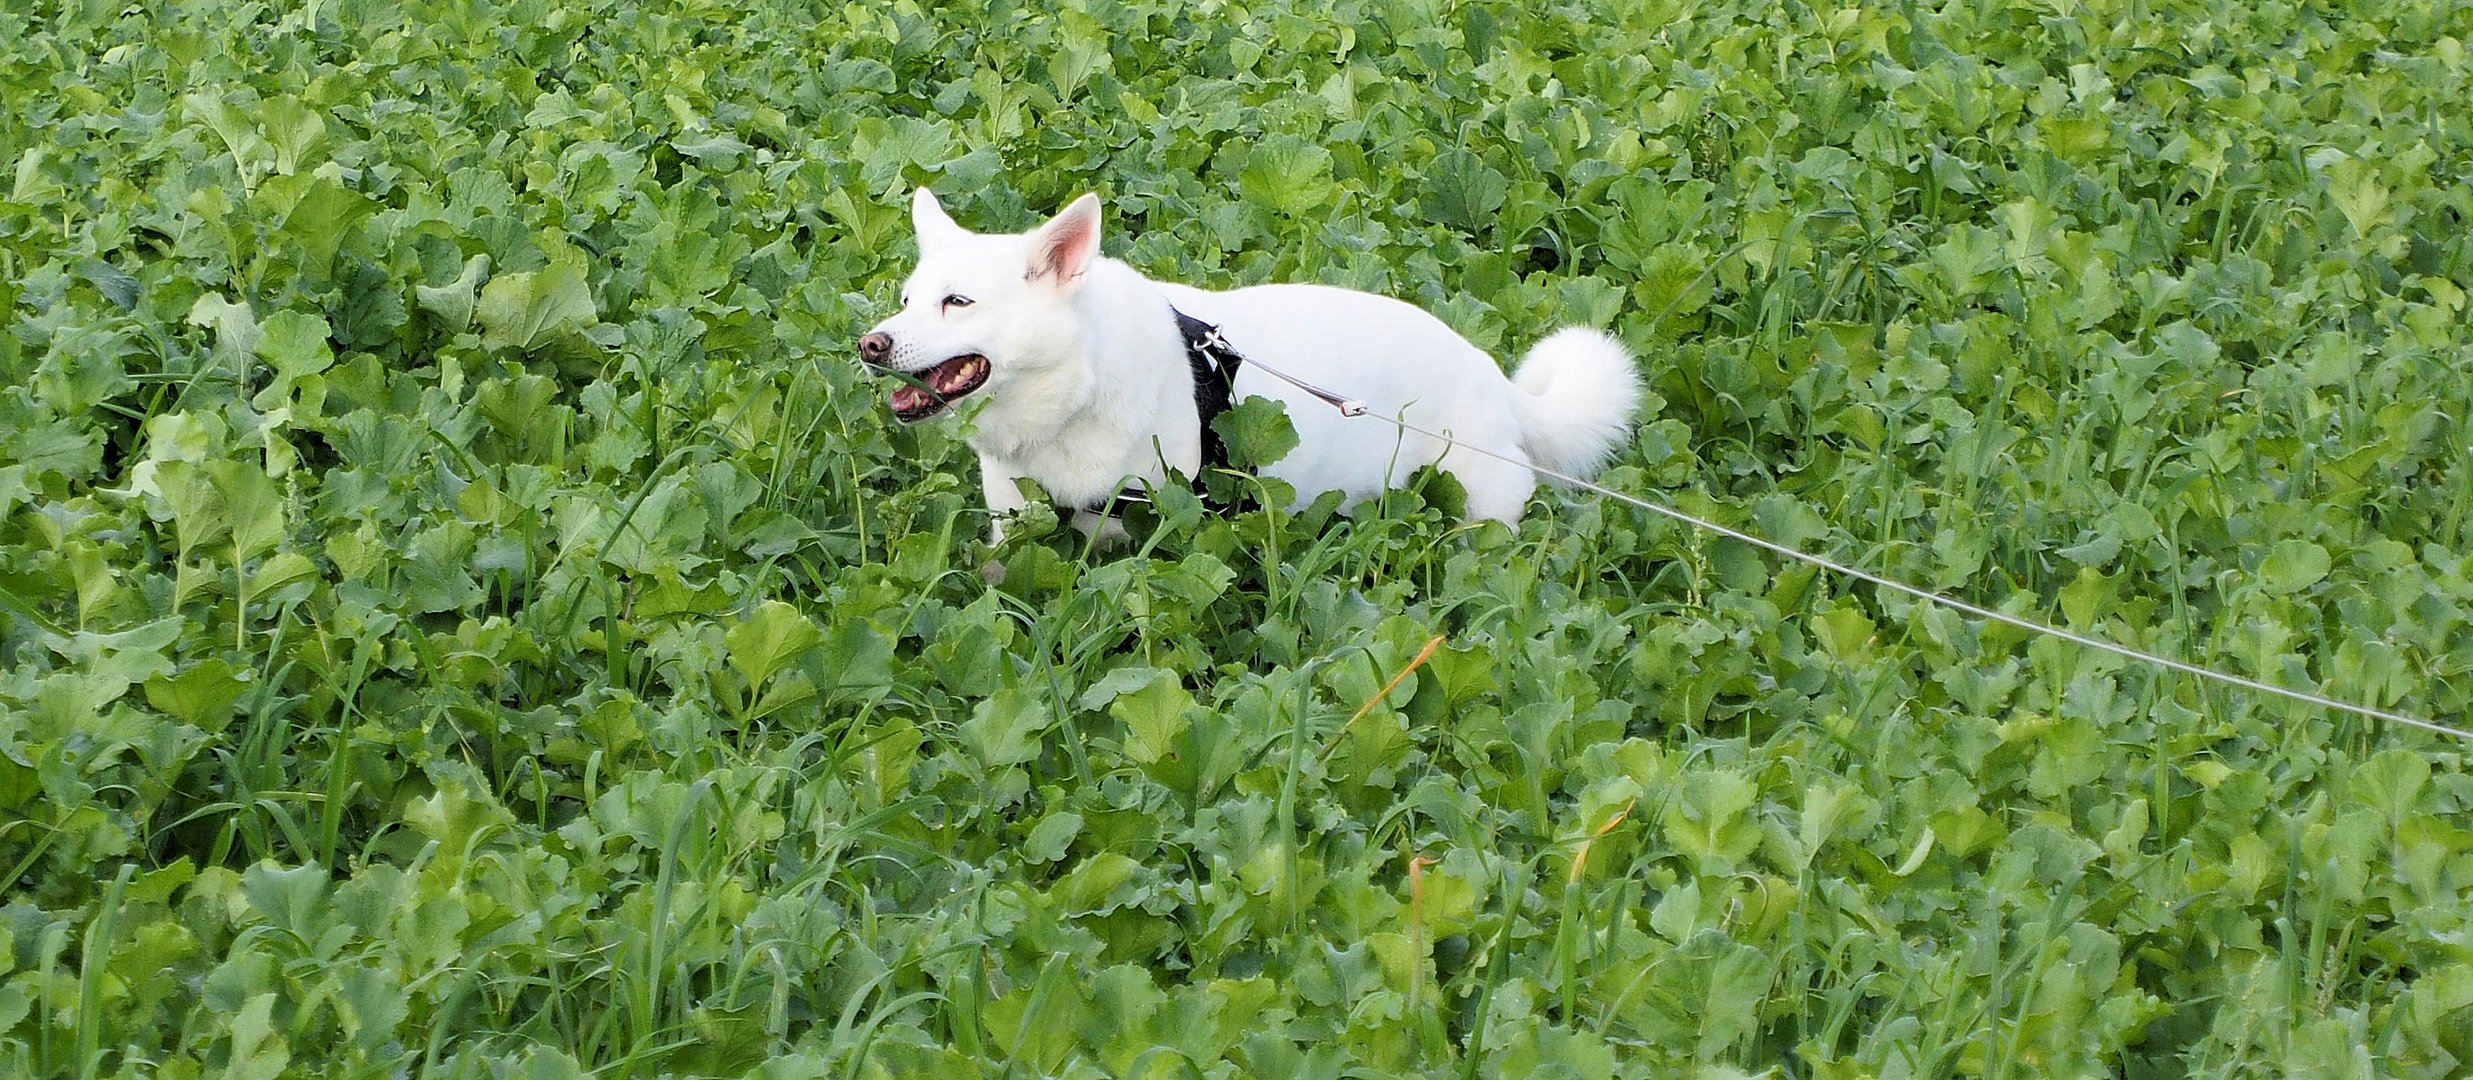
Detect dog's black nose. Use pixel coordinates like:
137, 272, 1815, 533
858, 331, 893, 366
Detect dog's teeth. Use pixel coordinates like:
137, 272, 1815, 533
935, 359, 979, 393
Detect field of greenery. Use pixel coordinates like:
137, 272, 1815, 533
5, 0, 2472, 1074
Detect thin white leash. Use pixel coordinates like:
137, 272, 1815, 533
1218, 343, 2473, 744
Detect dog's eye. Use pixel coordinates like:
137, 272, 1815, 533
941, 294, 973, 310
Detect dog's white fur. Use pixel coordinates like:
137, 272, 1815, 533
865, 189, 1643, 533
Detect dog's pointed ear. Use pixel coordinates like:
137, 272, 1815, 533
912, 187, 965, 248
1025, 193, 1102, 286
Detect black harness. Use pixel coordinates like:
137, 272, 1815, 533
1085, 306, 1246, 515
1178, 308, 1243, 475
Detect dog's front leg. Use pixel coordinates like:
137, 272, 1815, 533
979, 458, 1032, 546
1068, 508, 1133, 547
974, 460, 1038, 585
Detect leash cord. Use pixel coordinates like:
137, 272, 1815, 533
1234, 355, 2472, 743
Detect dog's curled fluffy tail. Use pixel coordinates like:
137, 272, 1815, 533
1508, 327, 1643, 484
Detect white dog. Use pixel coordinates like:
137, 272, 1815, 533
858, 189, 1642, 534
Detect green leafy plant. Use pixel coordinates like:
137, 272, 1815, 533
2, 0, 2470, 1075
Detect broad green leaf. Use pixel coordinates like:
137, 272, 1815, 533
854, 114, 954, 193
187, 292, 262, 365
56, 616, 183, 688
1796, 780, 1872, 872
1810, 603, 1875, 664
2348, 749, 2431, 826
2326, 157, 2390, 236
1649, 877, 1703, 941
822, 619, 895, 691
400, 521, 483, 613
242, 861, 335, 943
336, 963, 409, 1051
2060, 566, 2116, 626
1023, 810, 1083, 864
405, 765, 515, 851
2258, 540, 2331, 595
73, 257, 140, 310
725, 600, 823, 690
207, 459, 286, 564
1213, 395, 1299, 470
143, 659, 253, 724
1425, 641, 1497, 704
1046, 14, 1111, 98
1495, 1019, 1621, 1076
1051, 851, 1141, 913
1633, 245, 1713, 336
416, 254, 490, 330
1237, 134, 1336, 217
185, 90, 268, 186
1107, 670, 1193, 764
962, 688, 1053, 769
259, 94, 328, 175
251, 309, 334, 410
1557, 275, 1626, 330
478, 260, 598, 351
255, 167, 375, 272
1421, 148, 1508, 233
1752, 494, 1827, 551
147, 460, 226, 558
247, 551, 320, 603
513, 1049, 591, 1080
226, 993, 291, 1080
1662, 769, 1763, 869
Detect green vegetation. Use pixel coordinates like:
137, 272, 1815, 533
4, 0, 2470, 1074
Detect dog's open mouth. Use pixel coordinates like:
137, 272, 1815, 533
886, 354, 990, 422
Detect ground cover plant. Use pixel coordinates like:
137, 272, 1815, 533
4, 0, 2471, 1074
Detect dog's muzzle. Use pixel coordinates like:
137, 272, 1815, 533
857, 331, 894, 370
858, 329, 992, 423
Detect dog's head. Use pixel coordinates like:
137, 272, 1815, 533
857, 189, 1104, 424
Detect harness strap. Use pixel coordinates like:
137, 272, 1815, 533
1177, 307, 1244, 475
1085, 305, 1245, 515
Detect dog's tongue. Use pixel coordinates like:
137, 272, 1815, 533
889, 385, 932, 415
